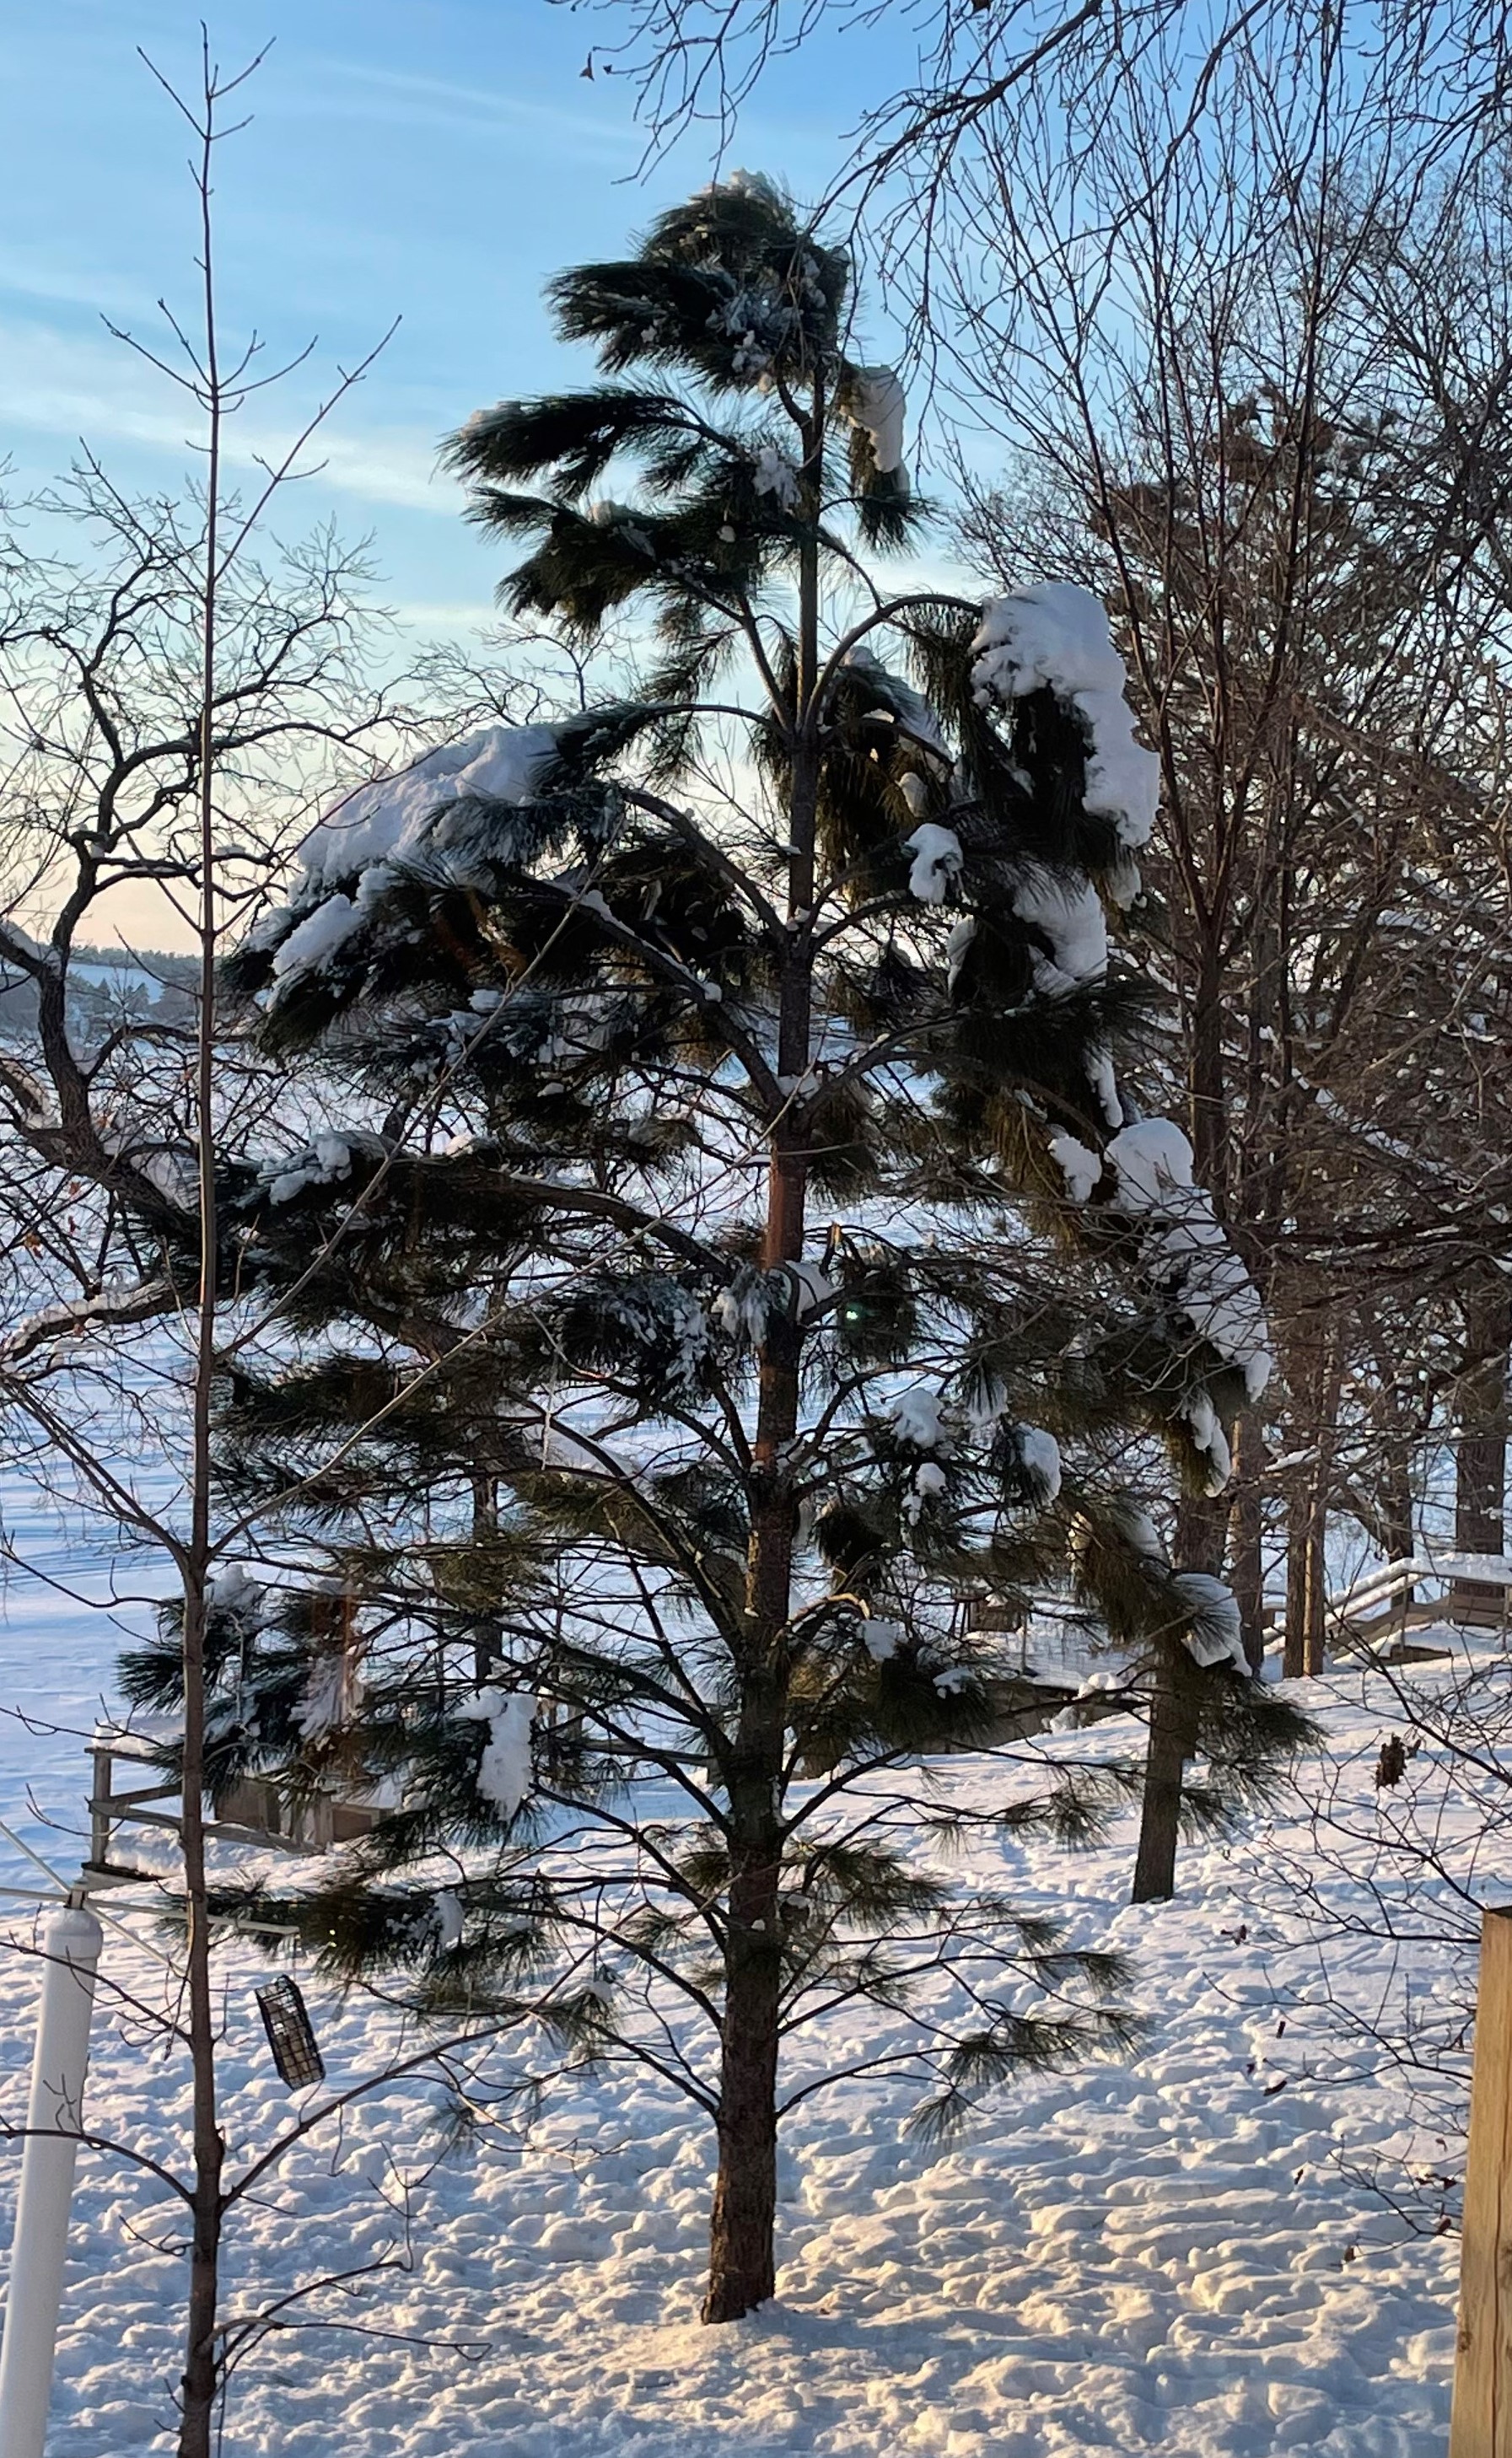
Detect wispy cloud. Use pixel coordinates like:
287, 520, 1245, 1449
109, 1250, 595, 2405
390, 600, 501, 635
294, 54, 642, 163
0, 320, 459, 514
0, 248, 151, 320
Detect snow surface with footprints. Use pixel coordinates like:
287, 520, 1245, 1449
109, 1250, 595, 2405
0, 1530, 1476, 2454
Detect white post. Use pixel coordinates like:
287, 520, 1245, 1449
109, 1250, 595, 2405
0, 1906, 103, 2458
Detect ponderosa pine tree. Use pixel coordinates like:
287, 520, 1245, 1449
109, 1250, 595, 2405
159, 176, 1307, 2323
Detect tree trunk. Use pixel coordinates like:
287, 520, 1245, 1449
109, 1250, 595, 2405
702, 386, 825, 2323
1301, 1486, 1328, 1678
180, 125, 227, 2447
1228, 1410, 1267, 1672
1453, 1276, 1510, 1611
1380, 1450, 1415, 1582
1132, 1492, 1222, 1903
703, 1821, 782, 2321
1283, 1323, 1342, 1679
1283, 1480, 1310, 1679
1131, 1647, 1201, 1903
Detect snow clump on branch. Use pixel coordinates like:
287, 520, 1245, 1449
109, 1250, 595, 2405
970, 583, 1160, 860
1047, 1129, 1102, 1205
889, 1386, 947, 1449
1014, 1425, 1063, 1503
456, 1688, 536, 1821
906, 823, 964, 904
1170, 1571, 1247, 1672
751, 445, 802, 510
1105, 1118, 1273, 1404
1009, 869, 1109, 992
845, 366, 907, 479
255, 723, 568, 999
301, 726, 562, 887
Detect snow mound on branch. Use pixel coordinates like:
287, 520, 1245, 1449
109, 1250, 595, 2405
268, 893, 366, 982
1170, 1571, 1247, 1671
1047, 1129, 1102, 1205
1086, 1050, 1122, 1129
456, 1688, 536, 1821
294, 1654, 349, 1741
300, 725, 562, 890
1010, 869, 1109, 992
970, 584, 1159, 853
905, 1458, 949, 1526
905, 823, 963, 904
712, 1272, 770, 1347
945, 913, 976, 993
1014, 1425, 1063, 1504
784, 1260, 834, 1319
890, 1386, 946, 1449
1111, 1497, 1168, 1563
712, 1261, 831, 1347
260, 1133, 355, 1207
846, 366, 907, 476
253, 723, 569, 998
1182, 1391, 1233, 1494
1105, 1119, 1273, 1406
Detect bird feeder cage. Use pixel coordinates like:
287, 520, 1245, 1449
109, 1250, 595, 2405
255, 1976, 326, 2089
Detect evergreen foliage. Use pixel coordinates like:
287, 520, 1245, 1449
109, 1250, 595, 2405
172, 174, 1308, 2323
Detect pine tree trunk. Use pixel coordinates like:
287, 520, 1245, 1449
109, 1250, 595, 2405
1131, 1493, 1221, 1902
702, 391, 825, 2323
1130, 1647, 1199, 1902
704, 1803, 782, 2321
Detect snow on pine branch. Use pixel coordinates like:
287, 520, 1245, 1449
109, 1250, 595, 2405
1048, 1111, 1272, 1491
1009, 870, 1109, 992
906, 823, 964, 904
456, 1687, 536, 1821
970, 584, 1160, 873
299, 728, 562, 888
1105, 1117, 1273, 1405
959, 582, 1271, 1487
845, 367, 907, 478
253, 723, 568, 997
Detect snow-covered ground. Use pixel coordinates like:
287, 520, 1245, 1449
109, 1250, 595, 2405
0, 1532, 1480, 2454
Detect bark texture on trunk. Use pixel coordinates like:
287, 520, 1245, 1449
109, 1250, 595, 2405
1228, 1410, 1267, 1673
1131, 1493, 1222, 1903
1280, 1326, 1342, 1679
1283, 1482, 1310, 1680
1302, 1480, 1329, 1679
1453, 1277, 1510, 1609
703, 1831, 782, 2321
1130, 1649, 1200, 1903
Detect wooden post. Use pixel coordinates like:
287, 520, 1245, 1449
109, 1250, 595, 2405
1451, 1907, 1512, 2455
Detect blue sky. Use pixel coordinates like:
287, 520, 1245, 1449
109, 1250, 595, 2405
3, 0, 917, 636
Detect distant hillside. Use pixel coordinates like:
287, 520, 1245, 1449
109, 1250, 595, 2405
0, 940, 197, 1035
71, 943, 199, 989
